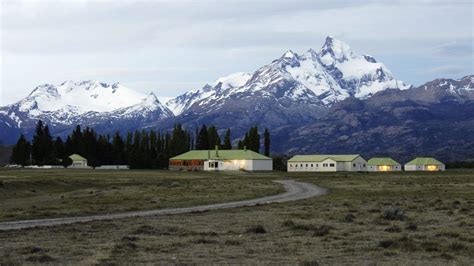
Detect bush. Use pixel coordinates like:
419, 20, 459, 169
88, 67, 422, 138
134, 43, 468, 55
379, 240, 396, 249
26, 254, 55, 262
343, 213, 355, 223
246, 225, 267, 234
282, 220, 295, 227
384, 225, 402, 233
313, 225, 332, 237
382, 207, 406, 221
405, 223, 418, 231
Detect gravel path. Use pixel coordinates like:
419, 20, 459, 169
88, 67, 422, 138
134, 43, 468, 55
0, 180, 326, 231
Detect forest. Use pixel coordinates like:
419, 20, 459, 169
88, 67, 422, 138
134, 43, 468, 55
9, 121, 270, 169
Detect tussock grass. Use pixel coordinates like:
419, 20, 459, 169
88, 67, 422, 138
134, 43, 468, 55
1, 170, 473, 264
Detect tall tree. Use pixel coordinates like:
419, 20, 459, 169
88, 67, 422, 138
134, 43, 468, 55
53, 137, 64, 164
112, 131, 125, 165
222, 128, 232, 150
31, 120, 44, 164
248, 126, 260, 152
10, 134, 31, 166
196, 125, 209, 150
264, 128, 270, 156
31, 121, 54, 165
207, 126, 220, 149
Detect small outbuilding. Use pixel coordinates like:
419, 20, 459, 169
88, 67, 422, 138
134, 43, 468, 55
287, 154, 367, 172
404, 157, 445, 171
69, 154, 88, 168
169, 147, 272, 171
367, 157, 402, 172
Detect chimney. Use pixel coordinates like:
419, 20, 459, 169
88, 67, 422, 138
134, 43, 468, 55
215, 145, 219, 157
244, 145, 247, 152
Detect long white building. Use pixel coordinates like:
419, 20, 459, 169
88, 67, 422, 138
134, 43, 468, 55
169, 148, 272, 171
287, 154, 367, 172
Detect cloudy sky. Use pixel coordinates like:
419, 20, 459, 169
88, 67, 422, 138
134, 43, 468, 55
0, 0, 472, 105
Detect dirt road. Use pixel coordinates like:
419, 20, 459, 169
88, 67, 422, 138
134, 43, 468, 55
0, 180, 326, 231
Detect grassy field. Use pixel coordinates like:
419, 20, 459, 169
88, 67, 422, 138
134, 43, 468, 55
0, 169, 283, 222
0, 169, 473, 264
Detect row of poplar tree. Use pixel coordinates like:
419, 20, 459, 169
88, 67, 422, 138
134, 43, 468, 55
10, 121, 270, 169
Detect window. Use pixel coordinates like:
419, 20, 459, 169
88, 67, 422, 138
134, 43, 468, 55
316, 164, 318, 167
353, 163, 356, 167
306, 164, 308, 167
290, 164, 293, 167
311, 164, 313, 167
295, 164, 298, 168
330, 163, 335, 167
323, 163, 328, 167
363, 164, 366, 167
300, 164, 303, 167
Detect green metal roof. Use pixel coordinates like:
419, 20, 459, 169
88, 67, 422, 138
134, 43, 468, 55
368, 157, 400, 166
169, 150, 272, 161
69, 154, 87, 161
288, 154, 362, 162
405, 157, 444, 165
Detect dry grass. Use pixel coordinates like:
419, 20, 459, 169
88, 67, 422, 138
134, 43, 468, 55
0, 169, 473, 264
0, 169, 283, 221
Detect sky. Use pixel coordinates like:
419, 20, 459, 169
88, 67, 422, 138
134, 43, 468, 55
0, 0, 472, 105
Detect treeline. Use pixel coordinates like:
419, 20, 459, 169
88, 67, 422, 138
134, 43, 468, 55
10, 121, 270, 169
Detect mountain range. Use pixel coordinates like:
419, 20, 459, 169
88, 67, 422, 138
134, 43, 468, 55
1, 36, 473, 162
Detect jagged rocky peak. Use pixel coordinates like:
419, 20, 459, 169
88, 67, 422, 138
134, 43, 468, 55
319, 36, 354, 64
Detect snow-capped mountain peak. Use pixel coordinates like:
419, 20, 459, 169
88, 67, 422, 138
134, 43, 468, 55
165, 36, 410, 115
319, 36, 353, 64
211, 72, 252, 90
165, 72, 251, 115
18, 81, 148, 115
3, 81, 174, 128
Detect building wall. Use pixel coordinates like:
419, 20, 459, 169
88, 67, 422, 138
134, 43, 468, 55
347, 157, 368, 171
287, 159, 337, 172
405, 164, 445, 171
250, 160, 273, 171
368, 165, 402, 172
70, 160, 88, 168
287, 157, 368, 172
203, 160, 272, 171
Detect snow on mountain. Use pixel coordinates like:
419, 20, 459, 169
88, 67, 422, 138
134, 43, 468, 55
2, 81, 173, 127
18, 80, 147, 115
165, 72, 251, 115
318, 36, 410, 98
166, 36, 410, 116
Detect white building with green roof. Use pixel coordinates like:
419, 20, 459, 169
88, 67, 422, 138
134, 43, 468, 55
404, 157, 445, 171
287, 154, 367, 172
69, 154, 88, 168
367, 157, 401, 172
169, 147, 272, 171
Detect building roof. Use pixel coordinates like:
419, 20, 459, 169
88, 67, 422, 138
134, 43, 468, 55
69, 154, 87, 161
405, 157, 444, 165
368, 157, 400, 166
169, 150, 272, 161
288, 154, 362, 162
